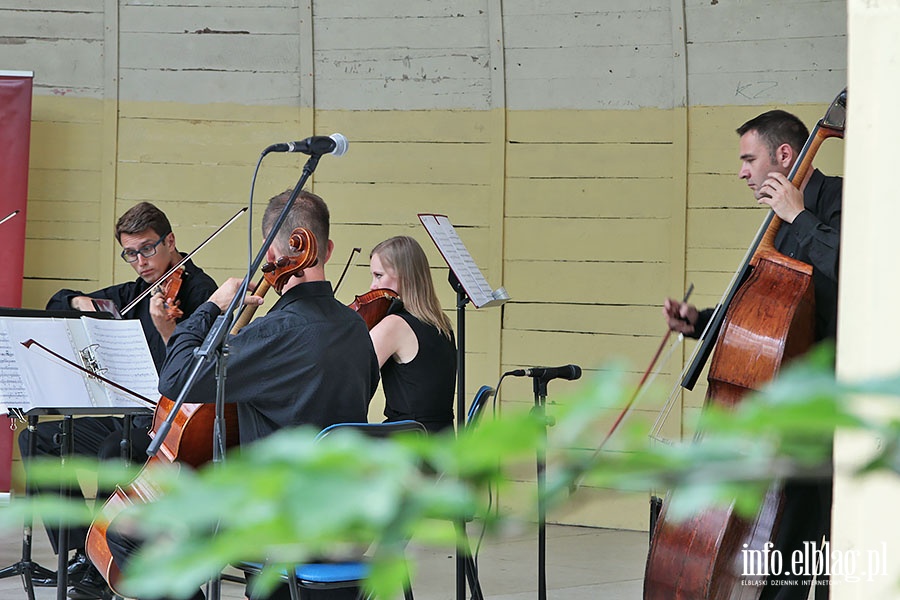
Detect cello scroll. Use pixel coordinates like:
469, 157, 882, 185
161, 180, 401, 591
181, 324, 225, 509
260, 227, 318, 294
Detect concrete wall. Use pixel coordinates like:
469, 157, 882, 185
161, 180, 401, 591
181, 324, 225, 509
833, 1, 900, 596
2, 0, 847, 530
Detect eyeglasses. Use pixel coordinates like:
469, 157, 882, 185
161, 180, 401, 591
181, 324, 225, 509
121, 236, 166, 263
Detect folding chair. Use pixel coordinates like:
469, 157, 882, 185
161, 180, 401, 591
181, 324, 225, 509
243, 420, 426, 600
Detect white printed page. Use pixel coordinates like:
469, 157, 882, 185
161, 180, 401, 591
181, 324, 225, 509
0, 320, 33, 410
81, 317, 159, 408
418, 214, 506, 308
2, 317, 94, 411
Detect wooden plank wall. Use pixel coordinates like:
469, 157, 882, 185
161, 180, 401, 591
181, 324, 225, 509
1, 0, 847, 530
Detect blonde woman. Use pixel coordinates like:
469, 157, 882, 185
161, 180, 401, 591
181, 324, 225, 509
368, 236, 456, 432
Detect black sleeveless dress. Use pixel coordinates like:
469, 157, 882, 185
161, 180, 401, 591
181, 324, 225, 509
380, 310, 456, 433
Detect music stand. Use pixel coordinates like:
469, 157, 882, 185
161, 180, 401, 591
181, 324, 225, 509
418, 214, 508, 600
0, 308, 155, 600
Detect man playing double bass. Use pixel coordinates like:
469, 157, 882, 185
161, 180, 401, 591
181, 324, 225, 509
662, 110, 842, 599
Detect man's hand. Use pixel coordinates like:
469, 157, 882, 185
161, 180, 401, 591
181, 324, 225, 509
758, 172, 804, 223
69, 296, 98, 312
208, 278, 264, 313
149, 292, 177, 344
663, 298, 698, 335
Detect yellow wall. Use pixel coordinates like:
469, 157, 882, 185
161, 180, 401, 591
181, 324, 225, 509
7, 0, 848, 531
18, 98, 844, 529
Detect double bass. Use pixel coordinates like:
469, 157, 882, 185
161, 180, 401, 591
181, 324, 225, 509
644, 91, 846, 599
86, 228, 318, 594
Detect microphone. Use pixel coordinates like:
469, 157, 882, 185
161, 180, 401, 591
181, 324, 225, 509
264, 133, 349, 157
505, 365, 582, 381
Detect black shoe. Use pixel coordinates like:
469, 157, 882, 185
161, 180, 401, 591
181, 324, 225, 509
66, 550, 91, 582
37, 551, 88, 588
67, 563, 113, 600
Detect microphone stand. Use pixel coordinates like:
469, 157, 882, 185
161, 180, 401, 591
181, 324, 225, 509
146, 152, 323, 600
531, 376, 551, 600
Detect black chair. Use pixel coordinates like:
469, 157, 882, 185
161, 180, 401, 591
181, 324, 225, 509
243, 420, 426, 600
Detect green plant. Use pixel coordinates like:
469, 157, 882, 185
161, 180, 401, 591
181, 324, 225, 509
5, 347, 898, 598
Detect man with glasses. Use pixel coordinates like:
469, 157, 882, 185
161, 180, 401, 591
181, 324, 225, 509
19, 202, 217, 600
53, 202, 218, 362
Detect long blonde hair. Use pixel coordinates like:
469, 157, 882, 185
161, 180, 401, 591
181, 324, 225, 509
371, 236, 453, 339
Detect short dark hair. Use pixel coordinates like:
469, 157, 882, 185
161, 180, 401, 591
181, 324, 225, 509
736, 110, 809, 162
262, 189, 330, 253
115, 202, 172, 243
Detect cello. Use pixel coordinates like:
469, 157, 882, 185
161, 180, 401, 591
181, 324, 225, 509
643, 91, 846, 600
85, 228, 318, 594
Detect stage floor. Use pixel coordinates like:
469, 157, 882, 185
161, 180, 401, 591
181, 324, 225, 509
0, 521, 647, 599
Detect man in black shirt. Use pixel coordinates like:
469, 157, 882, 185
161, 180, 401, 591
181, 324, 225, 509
106, 189, 379, 600
662, 110, 841, 600
19, 202, 217, 599
157, 189, 379, 445
664, 110, 841, 342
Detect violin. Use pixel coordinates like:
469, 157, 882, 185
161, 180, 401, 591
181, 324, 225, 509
158, 267, 184, 320
260, 227, 318, 293
349, 288, 402, 330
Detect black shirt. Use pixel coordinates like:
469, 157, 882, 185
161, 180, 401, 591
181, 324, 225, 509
158, 280, 380, 445
381, 310, 456, 433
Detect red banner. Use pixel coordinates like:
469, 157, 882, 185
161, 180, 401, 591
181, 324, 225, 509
0, 71, 33, 492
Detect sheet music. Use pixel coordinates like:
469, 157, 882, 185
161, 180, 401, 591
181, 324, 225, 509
0, 315, 156, 413
1, 318, 95, 410
418, 214, 509, 308
81, 317, 158, 406
0, 325, 30, 408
